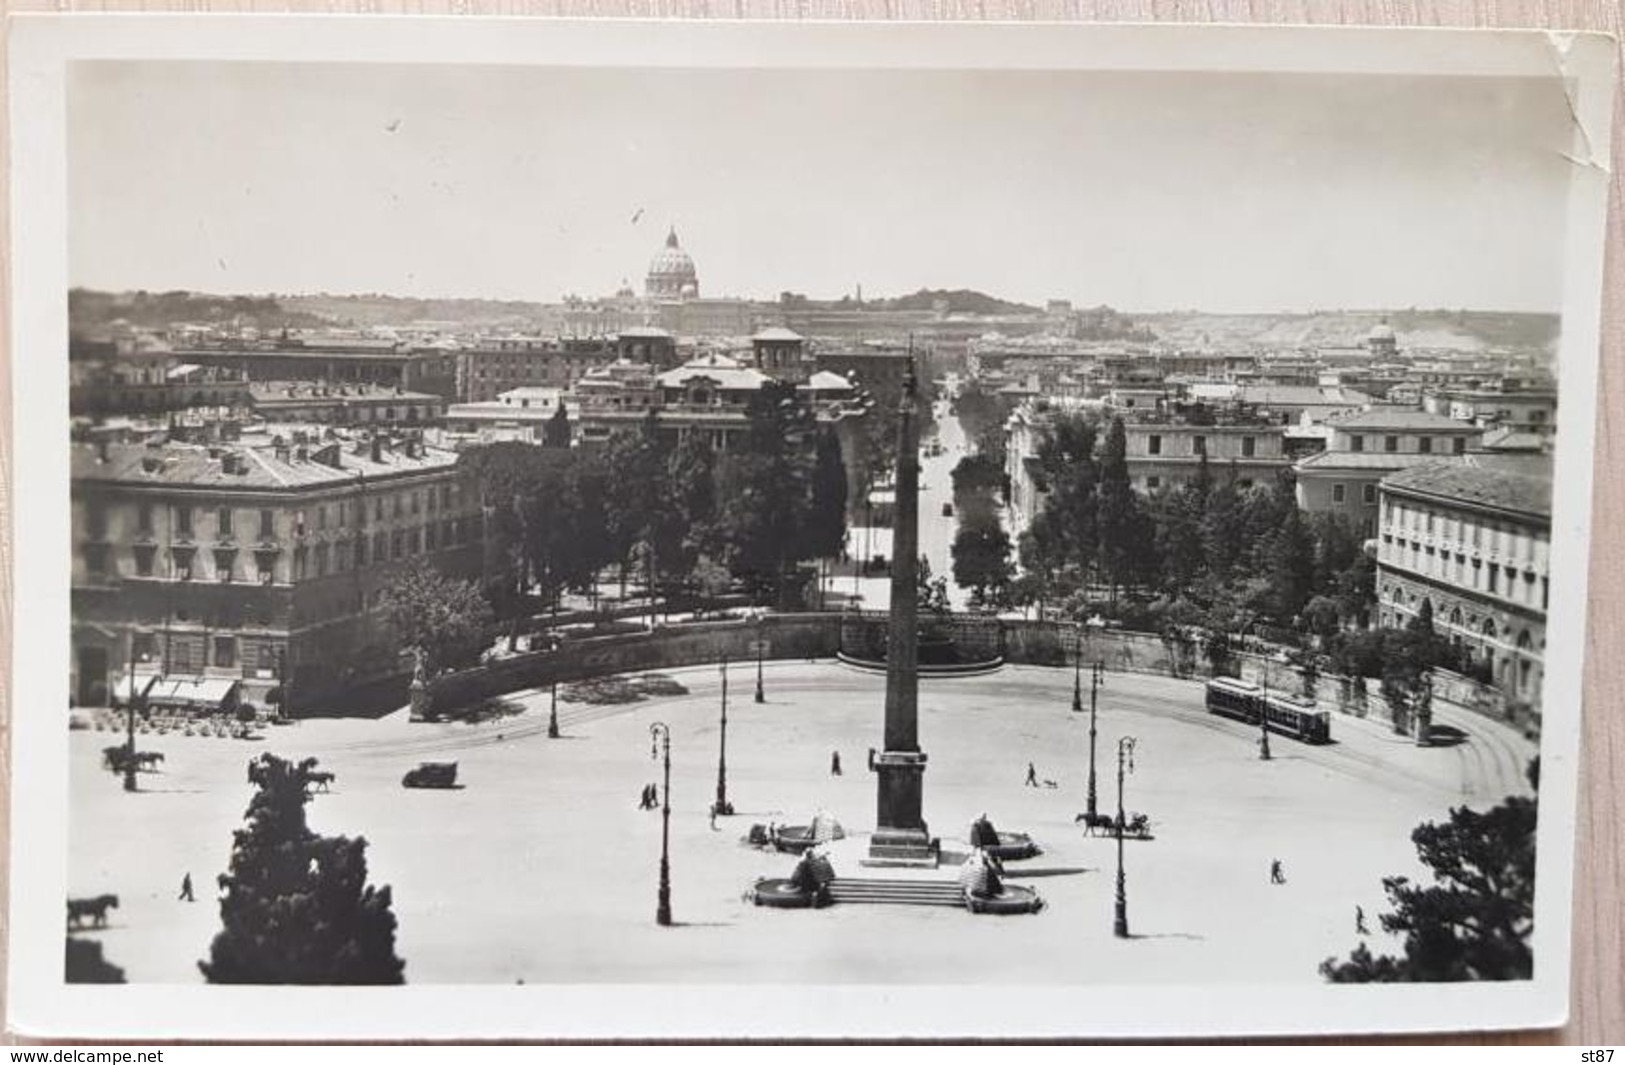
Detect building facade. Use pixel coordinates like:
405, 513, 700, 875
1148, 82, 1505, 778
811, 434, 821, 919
1294, 408, 1483, 535
1374, 460, 1550, 707
70, 430, 483, 715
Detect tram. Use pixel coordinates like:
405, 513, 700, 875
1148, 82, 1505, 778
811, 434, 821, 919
1204, 677, 1331, 744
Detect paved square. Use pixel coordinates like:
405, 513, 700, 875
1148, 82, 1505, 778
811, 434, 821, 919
69, 663, 1534, 985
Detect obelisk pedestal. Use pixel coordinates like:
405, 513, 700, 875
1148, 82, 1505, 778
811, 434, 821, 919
865, 350, 936, 867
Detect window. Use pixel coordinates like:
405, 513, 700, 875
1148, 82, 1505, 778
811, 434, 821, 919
1241, 436, 1255, 458
293, 547, 308, 580
375, 498, 385, 522
255, 551, 276, 585
1363, 484, 1377, 505
1332, 483, 1346, 504
375, 531, 389, 561
1384, 436, 1398, 453
259, 509, 275, 539
84, 542, 110, 576
1453, 437, 1467, 455
217, 507, 234, 538
132, 632, 157, 663
138, 503, 154, 536
213, 548, 237, 582
1192, 435, 1206, 456
1351, 435, 1365, 453
394, 495, 404, 518
213, 636, 236, 670
1148, 434, 1162, 456
411, 491, 420, 515
1145, 476, 1161, 491
1488, 563, 1500, 594
86, 501, 108, 539
172, 546, 195, 580
133, 544, 157, 576
317, 505, 328, 531
1419, 436, 1433, 454
355, 538, 368, 567
176, 506, 194, 537
315, 543, 330, 577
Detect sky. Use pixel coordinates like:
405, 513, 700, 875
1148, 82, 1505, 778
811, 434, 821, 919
67, 61, 1576, 314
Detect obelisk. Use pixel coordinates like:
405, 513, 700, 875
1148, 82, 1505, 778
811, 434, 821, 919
866, 348, 934, 866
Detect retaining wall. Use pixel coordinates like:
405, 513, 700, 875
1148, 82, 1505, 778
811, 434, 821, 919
423, 614, 1524, 735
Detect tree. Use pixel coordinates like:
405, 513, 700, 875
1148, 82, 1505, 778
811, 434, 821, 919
1266, 506, 1317, 622
542, 402, 571, 448
1096, 417, 1140, 600
378, 559, 494, 675
805, 428, 849, 562
201, 754, 405, 984
952, 513, 1015, 610
1320, 762, 1537, 982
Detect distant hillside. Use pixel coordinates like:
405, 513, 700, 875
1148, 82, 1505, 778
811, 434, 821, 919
1139, 309, 1559, 354
280, 294, 549, 329
69, 289, 330, 335
778, 288, 1040, 316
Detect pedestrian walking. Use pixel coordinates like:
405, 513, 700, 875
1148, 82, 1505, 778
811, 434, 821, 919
1269, 859, 1286, 885
1024, 762, 1039, 787
1356, 905, 1369, 935
709, 803, 719, 831
830, 750, 842, 776
178, 872, 194, 902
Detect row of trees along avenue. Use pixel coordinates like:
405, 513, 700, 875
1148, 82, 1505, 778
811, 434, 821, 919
456, 382, 850, 645
1007, 411, 1487, 719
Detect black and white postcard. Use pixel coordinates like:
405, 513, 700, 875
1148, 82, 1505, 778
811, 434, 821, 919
6, 16, 1616, 1040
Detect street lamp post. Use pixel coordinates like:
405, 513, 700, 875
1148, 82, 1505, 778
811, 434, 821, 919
121, 640, 140, 792
547, 636, 561, 738
1114, 736, 1137, 939
1071, 624, 1083, 712
715, 658, 733, 816
1086, 662, 1103, 821
1258, 664, 1273, 762
754, 615, 766, 704
649, 721, 673, 926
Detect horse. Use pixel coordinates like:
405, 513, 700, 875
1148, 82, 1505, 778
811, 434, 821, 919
66, 894, 119, 929
102, 745, 132, 771
1075, 811, 1116, 836
134, 751, 165, 771
306, 770, 335, 793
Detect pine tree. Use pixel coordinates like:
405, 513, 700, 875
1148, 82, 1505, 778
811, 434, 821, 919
201, 754, 405, 984
806, 428, 849, 562
1096, 417, 1138, 600
1320, 762, 1537, 982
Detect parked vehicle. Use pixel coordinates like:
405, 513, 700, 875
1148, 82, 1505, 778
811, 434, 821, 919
402, 761, 459, 788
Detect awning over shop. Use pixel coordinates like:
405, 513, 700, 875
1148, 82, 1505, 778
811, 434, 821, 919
114, 673, 241, 712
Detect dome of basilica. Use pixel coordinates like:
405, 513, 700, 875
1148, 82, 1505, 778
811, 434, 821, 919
646, 227, 699, 299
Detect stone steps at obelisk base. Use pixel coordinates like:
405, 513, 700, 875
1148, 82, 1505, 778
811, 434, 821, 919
825, 878, 966, 908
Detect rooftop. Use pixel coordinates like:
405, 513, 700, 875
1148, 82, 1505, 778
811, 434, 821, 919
247, 381, 441, 404
752, 327, 805, 343
1295, 451, 1461, 473
1328, 408, 1479, 432
73, 435, 459, 491
1382, 459, 1552, 518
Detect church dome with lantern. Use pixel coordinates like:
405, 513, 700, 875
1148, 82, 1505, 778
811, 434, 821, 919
646, 227, 699, 300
